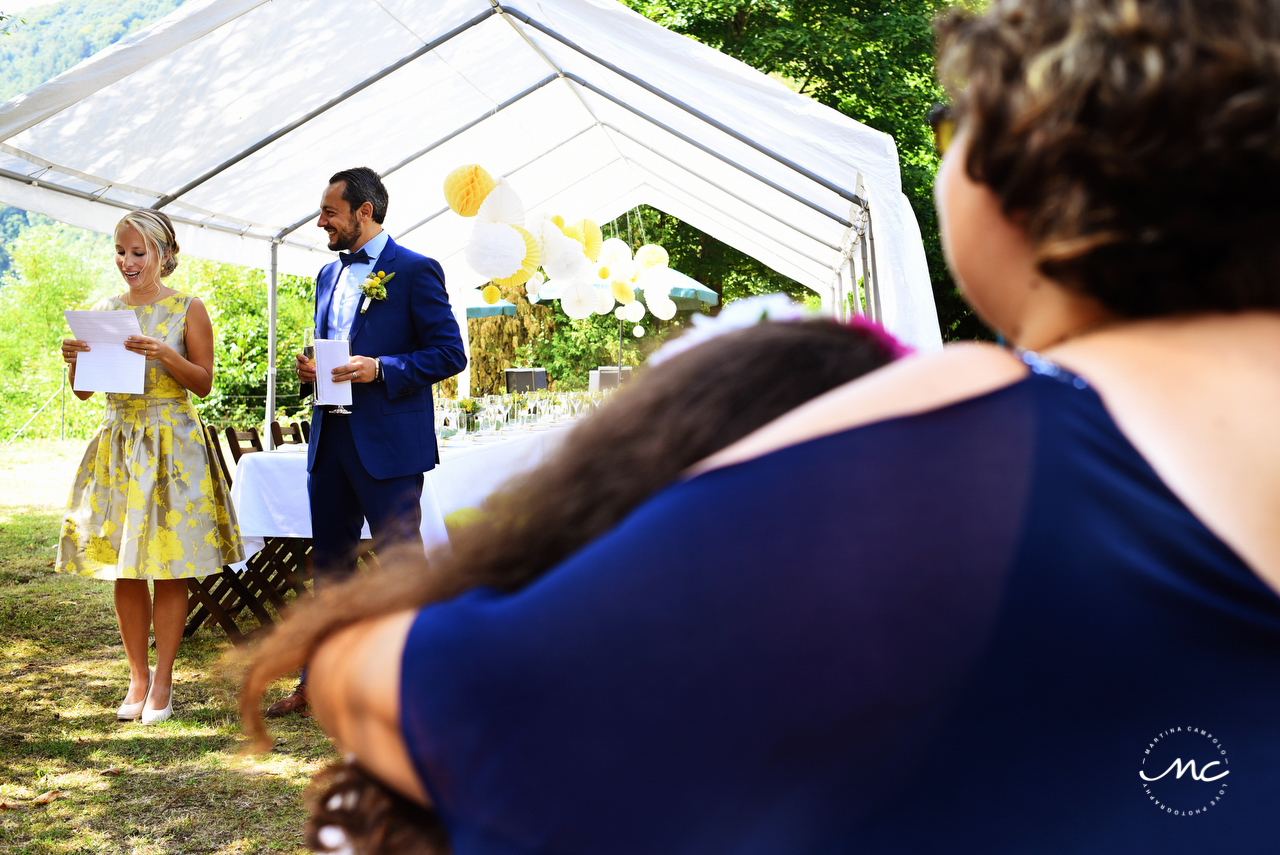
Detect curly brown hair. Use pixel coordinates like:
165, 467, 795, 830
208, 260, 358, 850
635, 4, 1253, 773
240, 318, 904, 854
936, 0, 1280, 316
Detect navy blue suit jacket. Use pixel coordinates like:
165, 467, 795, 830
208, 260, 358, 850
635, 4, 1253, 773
305, 235, 466, 480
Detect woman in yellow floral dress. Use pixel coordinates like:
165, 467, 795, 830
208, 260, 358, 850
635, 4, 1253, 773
58, 209, 243, 724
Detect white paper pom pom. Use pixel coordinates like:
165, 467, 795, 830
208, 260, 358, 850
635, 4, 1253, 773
465, 222, 525, 280
614, 305, 629, 319
527, 214, 561, 258
542, 228, 593, 284
598, 237, 633, 267
623, 299, 647, 323
594, 284, 615, 315
632, 324, 645, 337
475, 179, 525, 226
650, 296, 678, 320
525, 270, 544, 298
561, 281, 598, 319
637, 265, 677, 302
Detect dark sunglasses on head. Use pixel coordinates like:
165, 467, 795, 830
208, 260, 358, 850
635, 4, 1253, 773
928, 103, 955, 156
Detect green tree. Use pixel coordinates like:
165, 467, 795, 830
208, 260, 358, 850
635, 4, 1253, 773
624, 0, 989, 340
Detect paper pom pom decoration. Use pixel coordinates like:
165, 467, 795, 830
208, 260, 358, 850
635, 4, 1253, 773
465, 222, 526, 279
481, 284, 501, 304
443, 165, 496, 217
635, 243, 669, 270
550, 214, 565, 229
637, 265, 678, 303
610, 279, 635, 305
598, 237, 632, 267
561, 281, 598, 319
621, 299, 647, 323
542, 228, 593, 284
614, 306, 628, 320
649, 296, 678, 320
525, 270, 545, 298
633, 325, 646, 337
594, 284, 615, 315
492, 226, 542, 288
476, 180, 525, 227
567, 219, 603, 262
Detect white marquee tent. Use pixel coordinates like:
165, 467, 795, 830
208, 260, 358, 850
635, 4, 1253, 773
0, 0, 941, 436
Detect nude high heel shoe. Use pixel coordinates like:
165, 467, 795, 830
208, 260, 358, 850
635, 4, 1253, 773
117, 669, 152, 721
141, 683, 173, 725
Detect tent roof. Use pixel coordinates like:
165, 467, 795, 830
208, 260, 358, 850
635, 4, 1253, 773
0, 0, 941, 349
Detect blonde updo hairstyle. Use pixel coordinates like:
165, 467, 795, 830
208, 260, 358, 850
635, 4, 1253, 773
115, 210, 180, 278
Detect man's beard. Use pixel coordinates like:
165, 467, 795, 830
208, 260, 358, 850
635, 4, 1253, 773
327, 219, 363, 251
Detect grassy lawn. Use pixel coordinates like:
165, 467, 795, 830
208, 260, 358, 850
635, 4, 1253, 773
1, 441, 336, 854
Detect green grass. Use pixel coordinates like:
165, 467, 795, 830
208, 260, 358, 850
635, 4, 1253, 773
0, 441, 337, 853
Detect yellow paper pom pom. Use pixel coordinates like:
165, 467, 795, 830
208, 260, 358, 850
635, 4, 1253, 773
597, 266, 611, 280
443, 165, 497, 217
550, 214, 565, 229
570, 219, 604, 262
611, 279, 636, 305
481, 284, 501, 304
561, 222, 584, 245
635, 244, 669, 269
493, 225, 543, 288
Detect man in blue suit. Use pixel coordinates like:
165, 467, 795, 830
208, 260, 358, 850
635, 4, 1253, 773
267, 167, 466, 717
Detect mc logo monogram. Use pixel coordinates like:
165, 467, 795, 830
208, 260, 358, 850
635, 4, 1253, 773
1139, 727, 1230, 816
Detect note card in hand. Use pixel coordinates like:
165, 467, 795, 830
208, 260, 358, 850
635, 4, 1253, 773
313, 339, 353, 406
64, 310, 146, 394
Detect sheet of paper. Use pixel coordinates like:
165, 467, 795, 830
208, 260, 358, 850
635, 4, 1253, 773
64, 310, 146, 394
314, 338, 353, 406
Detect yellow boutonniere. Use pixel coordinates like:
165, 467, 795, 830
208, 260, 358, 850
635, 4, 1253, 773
360, 270, 394, 313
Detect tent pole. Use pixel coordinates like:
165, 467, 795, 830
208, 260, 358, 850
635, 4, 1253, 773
867, 207, 883, 323
265, 242, 278, 450
858, 224, 871, 319
848, 254, 861, 317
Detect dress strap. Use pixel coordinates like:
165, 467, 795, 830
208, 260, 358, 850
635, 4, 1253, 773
1013, 348, 1090, 389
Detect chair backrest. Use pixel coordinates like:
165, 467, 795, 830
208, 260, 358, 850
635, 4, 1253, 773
299, 420, 311, 443
270, 421, 305, 446
205, 425, 234, 485
224, 426, 264, 463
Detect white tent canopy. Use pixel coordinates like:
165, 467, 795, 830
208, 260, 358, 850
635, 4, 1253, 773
0, 0, 942, 424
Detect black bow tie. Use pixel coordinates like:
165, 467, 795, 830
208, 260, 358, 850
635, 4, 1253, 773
338, 249, 370, 268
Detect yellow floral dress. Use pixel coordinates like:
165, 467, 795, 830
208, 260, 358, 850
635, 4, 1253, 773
56, 294, 244, 580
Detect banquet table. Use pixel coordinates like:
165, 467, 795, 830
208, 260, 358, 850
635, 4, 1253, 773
231, 424, 570, 559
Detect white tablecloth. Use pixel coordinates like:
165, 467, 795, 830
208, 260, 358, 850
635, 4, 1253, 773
230, 426, 568, 560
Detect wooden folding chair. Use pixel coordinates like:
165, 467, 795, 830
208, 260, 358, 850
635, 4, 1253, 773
224, 426, 264, 463
270, 421, 305, 447
205, 425, 233, 486
299, 420, 311, 443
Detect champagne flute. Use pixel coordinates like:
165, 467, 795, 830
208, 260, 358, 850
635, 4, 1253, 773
302, 328, 316, 372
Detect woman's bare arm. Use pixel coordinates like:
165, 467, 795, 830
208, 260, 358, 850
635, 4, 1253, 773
307, 609, 430, 806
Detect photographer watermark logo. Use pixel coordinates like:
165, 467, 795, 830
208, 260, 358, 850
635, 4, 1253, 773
1139, 726, 1229, 816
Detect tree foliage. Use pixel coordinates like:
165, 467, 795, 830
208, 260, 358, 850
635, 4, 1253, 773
0, 0, 189, 101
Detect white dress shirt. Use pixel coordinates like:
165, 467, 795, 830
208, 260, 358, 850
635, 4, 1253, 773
327, 229, 390, 338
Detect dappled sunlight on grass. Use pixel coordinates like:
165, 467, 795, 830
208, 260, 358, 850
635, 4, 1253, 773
2, 442, 336, 853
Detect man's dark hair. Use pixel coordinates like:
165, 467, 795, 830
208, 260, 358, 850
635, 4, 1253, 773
328, 167, 389, 224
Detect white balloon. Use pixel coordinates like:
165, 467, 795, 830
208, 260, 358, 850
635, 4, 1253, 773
465, 222, 525, 280
475, 179, 525, 227
561, 281, 598, 319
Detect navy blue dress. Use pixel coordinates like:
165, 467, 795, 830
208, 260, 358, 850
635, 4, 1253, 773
400, 354, 1280, 854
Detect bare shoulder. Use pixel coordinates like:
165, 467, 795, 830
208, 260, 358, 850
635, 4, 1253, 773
691, 342, 1028, 476
308, 609, 429, 806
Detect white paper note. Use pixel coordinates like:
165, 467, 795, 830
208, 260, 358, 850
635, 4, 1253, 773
314, 338, 353, 406
64, 310, 146, 394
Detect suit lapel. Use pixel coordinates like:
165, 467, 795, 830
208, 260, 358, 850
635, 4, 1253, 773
316, 261, 341, 338
348, 236, 398, 346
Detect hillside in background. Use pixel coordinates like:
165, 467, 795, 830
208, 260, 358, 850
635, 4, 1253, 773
0, 0, 188, 102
